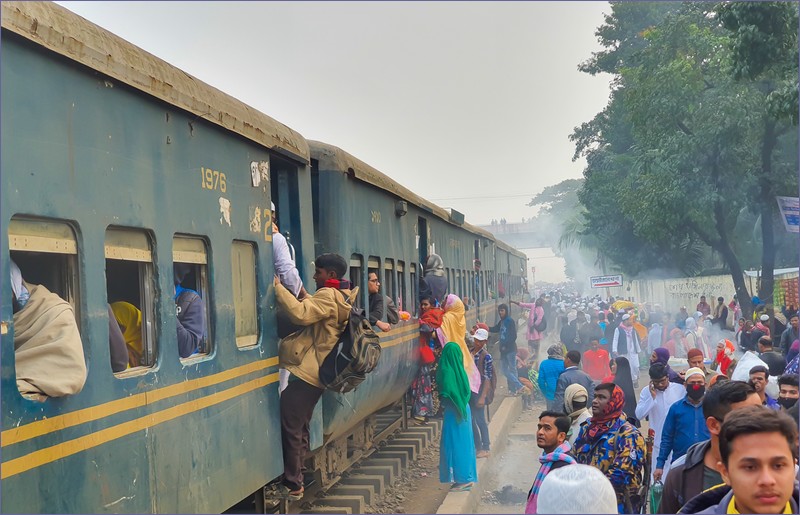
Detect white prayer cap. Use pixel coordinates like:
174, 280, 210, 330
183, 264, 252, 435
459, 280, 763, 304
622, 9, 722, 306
760, 314, 770, 322
537, 464, 618, 514
474, 328, 489, 341
622, 314, 631, 321
271, 201, 276, 211
684, 367, 705, 381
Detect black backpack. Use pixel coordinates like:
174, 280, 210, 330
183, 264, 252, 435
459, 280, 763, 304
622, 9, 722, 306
319, 293, 382, 393
534, 312, 547, 333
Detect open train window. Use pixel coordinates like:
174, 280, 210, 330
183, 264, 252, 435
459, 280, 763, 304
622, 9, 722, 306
349, 254, 364, 310
174, 235, 212, 359
410, 263, 417, 316
455, 269, 462, 297
106, 227, 157, 369
8, 218, 81, 318
384, 258, 395, 305
232, 241, 259, 349
397, 261, 405, 312
367, 256, 380, 311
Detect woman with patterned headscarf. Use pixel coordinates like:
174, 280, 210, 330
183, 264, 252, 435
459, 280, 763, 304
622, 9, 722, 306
437, 342, 477, 491
573, 383, 646, 513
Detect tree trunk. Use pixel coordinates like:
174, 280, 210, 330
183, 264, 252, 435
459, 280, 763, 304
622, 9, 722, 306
716, 238, 755, 320
758, 118, 778, 332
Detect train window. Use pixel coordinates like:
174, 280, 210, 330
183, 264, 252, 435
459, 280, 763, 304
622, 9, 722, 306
384, 259, 395, 305
106, 227, 157, 369
455, 269, 461, 297
8, 218, 81, 318
174, 236, 212, 359
367, 256, 380, 311
232, 241, 259, 348
350, 254, 364, 308
409, 263, 417, 316
397, 261, 405, 312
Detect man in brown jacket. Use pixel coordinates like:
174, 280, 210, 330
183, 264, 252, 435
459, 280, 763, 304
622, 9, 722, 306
271, 253, 357, 500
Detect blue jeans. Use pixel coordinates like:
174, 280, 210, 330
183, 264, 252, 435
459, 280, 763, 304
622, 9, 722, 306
470, 394, 490, 451
502, 352, 525, 393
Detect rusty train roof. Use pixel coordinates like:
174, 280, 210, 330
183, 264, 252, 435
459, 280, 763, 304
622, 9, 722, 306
1, 1, 310, 164
309, 141, 524, 258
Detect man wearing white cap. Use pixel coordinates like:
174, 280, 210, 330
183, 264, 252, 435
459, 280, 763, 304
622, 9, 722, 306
756, 313, 772, 337
470, 328, 494, 458
653, 367, 710, 482
612, 313, 642, 384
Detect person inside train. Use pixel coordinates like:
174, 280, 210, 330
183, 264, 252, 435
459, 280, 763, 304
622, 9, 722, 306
268, 253, 356, 501
420, 253, 448, 307
10, 258, 87, 397
367, 272, 398, 332
173, 263, 205, 358
110, 301, 144, 368
107, 304, 130, 372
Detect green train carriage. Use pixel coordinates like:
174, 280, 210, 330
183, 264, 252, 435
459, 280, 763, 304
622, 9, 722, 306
1, 2, 308, 512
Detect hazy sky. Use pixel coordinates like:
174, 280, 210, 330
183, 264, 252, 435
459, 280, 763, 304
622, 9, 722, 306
58, 1, 612, 226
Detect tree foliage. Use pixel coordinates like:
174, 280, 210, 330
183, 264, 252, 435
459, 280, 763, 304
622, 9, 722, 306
569, 1, 798, 317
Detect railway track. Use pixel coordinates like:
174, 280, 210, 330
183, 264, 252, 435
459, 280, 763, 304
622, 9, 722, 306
226, 403, 441, 514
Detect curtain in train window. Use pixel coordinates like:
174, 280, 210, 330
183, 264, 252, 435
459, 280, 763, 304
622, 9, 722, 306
105, 227, 158, 368
384, 258, 395, 305
367, 256, 380, 312
410, 263, 418, 316
174, 235, 212, 358
397, 261, 406, 313
350, 254, 364, 308
231, 241, 259, 348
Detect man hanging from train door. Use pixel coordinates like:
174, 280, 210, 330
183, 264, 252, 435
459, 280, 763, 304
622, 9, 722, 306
267, 253, 356, 500
271, 201, 309, 393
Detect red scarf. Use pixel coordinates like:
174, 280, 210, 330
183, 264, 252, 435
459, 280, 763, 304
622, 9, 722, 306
420, 308, 444, 329
585, 385, 625, 440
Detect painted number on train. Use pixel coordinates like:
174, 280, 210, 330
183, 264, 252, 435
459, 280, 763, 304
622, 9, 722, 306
201, 167, 227, 192
371, 210, 381, 223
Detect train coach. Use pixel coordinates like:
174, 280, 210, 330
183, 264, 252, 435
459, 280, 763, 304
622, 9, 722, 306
0, 2, 527, 513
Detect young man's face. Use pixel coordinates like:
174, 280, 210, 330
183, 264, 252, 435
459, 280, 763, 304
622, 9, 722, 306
779, 384, 799, 401
498, 307, 507, 319
739, 319, 746, 328
700, 296, 706, 304
368, 272, 380, 295
791, 316, 798, 330
420, 299, 431, 312
590, 339, 599, 351
750, 372, 768, 394
688, 354, 704, 369
536, 416, 565, 452
313, 267, 332, 289
720, 432, 797, 514
651, 375, 670, 392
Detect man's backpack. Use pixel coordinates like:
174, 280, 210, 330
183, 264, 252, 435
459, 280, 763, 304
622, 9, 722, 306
319, 297, 381, 393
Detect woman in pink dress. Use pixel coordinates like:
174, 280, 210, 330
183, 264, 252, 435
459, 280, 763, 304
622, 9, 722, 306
511, 298, 546, 359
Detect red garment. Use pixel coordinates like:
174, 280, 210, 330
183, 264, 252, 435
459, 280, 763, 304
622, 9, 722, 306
420, 308, 444, 329
602, 374, 615, 383
583, 348, 611, 381
715, 339, 736, 376
584, 385, 625, 439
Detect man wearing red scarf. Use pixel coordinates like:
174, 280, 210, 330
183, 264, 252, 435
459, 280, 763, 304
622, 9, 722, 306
573, 383, 646, 514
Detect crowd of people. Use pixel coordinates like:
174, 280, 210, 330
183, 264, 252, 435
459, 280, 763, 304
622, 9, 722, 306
516, 289, 800, 514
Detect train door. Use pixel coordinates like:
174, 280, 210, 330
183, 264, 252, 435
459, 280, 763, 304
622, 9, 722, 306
270, 155, 309, 280
417, 216, 428, 266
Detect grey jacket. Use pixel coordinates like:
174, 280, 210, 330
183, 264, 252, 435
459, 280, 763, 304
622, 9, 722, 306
553, 367, 594, 414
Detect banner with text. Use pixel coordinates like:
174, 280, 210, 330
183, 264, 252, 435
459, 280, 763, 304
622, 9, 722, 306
591, 274, 624, 288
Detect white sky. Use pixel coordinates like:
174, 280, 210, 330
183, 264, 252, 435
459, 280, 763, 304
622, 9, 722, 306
58, 1, 613, 226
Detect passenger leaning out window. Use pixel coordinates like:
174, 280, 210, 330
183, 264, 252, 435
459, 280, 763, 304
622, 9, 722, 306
10, 259, 87, 397
174, 263, 205, 358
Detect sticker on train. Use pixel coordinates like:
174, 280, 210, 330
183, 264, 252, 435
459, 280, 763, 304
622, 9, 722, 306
219, 197, 232, 226
249, 206, 262, 234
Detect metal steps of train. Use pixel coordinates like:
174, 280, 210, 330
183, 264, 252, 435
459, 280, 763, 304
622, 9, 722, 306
301, 418, 441, 514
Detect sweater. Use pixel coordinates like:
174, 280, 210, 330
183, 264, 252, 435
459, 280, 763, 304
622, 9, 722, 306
537, 358, 565, 401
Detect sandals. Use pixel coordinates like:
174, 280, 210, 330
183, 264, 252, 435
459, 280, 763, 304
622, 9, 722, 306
450, 482, 474, 491
264, 483, 304, 501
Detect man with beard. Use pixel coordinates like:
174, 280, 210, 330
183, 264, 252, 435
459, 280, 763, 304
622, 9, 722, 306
525, 411, 576, 514
750, 365, 780, 410
612, 314, 642, 384
574, 383, 646, 513
636, 363, 686, 483
654, 368, 710, 482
